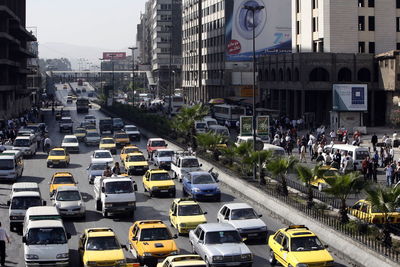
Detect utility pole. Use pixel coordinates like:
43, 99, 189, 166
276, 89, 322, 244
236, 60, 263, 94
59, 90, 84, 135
99, 58, 104, 95
198, 0, 202, 102
128, 47, 138, 106
169, 25, 173, 116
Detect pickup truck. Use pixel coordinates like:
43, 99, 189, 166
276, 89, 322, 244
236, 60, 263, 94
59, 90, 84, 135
59, 117, 73, 133
171, 151, 202, 181
99, 118, 113, 135
94, 175, 137, 218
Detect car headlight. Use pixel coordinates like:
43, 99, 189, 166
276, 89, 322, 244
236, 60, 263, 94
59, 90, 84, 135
192, 187, 201, 192
241, 253, 252, 261
170, 185, 176, 189
26, 254, 39, 259
212, 255, 224, 262
105, 203, 113, 208
170, 250, 178, 255
237, 228, 243, 232
56, 253, 69, 259
152, 186, 159, 190
87, 261, 97, 266
179, 223, 187, 227
116, 259, 126, 264
215, 187, 221, 192
143, 252, 152, 256
296, 264, 309, 267
260, 226, 267, 231
127, 202, 135, 206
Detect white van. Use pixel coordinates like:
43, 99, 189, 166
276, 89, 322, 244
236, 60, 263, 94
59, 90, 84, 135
11, 182, 39, 195
23, 219, 70, 266
0, 154, 23, 181
208, 125, 230, 137
323, 144, 370, 170
263, 144, 285, 157
195, 121, 207, 134
203, 117, 218, 129
13, 135, 37, 157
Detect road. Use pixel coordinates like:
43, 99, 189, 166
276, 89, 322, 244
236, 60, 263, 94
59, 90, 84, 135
0, 83, 348, 266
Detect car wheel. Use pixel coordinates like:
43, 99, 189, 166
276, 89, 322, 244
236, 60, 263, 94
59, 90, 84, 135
182, 188, 187, 196
102, 209, 108, 218
47, 163, 50, 168
143, 184, 147, 192
95, 199, 102, 211
269, 250, 277, 265
205, 257, 212, 267
191, 242, 196, 254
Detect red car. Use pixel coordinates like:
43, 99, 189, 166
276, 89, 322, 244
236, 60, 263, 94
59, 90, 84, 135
146, 138, 167, 159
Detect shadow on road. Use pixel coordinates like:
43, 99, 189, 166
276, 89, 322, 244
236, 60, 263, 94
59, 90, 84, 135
67, 163, 83, 169
81, 192, 93, 202
19, 176, 45, 184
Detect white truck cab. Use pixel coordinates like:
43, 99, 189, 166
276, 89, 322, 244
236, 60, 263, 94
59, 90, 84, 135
12, 135, 37, 157
11, 182, 39, 195
0, 154, 23, 181
171, 151, 202, 181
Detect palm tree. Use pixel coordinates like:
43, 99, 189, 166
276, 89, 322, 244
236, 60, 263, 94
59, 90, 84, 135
323, 172, 364, 223
220, 146, 236, 166
296, 164, 322, 208
196, 132, 226, 160
365, 186, 400, 247
266, 156, 298, 196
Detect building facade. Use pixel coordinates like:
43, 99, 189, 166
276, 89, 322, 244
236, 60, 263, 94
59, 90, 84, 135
293, 0, 400, 54
0, 0, 37, 119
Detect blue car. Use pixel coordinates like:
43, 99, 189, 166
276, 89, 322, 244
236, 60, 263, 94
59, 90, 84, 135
86, 162, 108, 184
182, 171, 221, 201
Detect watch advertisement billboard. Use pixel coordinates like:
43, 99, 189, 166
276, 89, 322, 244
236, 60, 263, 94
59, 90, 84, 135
332, 84, 368, 111
225, 0, 291, 61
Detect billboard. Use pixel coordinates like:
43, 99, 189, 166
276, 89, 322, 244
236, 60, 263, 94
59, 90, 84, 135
225, 0, 291, 61
103, 52, 126, 60
332, 84, 368, 111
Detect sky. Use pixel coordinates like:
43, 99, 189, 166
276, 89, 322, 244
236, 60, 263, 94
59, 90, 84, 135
26, 0, 146, 63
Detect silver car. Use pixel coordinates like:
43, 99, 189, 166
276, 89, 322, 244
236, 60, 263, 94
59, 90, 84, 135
84, 131, 101, 146
52, 185, 85, 218
189, 223, 253, 267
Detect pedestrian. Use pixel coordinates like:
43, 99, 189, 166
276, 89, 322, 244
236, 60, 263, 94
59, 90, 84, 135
385, 163, 394, 186
316, 152, 324, 164
43, 136, 52, 153
371, 133, 378, 150
362, 156, 370, 181
112, 162, 121, 175
324, 152, 332, 166
307, 138, 313, 157
299, 144, 306, 163
330, 130, 336, 142
103, 166, 112, 177
372, 158, 378, 183
0, 221, 10, 266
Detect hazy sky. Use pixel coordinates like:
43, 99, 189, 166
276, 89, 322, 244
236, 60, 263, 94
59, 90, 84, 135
27, 0, 146, 49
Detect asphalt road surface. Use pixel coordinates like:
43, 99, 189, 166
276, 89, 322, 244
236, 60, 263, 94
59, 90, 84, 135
0, 84, 348, 266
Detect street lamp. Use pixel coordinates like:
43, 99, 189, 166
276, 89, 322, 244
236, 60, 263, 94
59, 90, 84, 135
128, 46, 138, 107
243, 4, 264, 180
99, 58, 104, 94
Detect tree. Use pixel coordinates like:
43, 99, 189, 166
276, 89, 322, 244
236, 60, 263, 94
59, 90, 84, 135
196, 132, 226, 161
266, 156, 298, 196
247, 150, 273, 185
365, 186, 400, 247
296, 164, 322, 208
323, 172, 364, 223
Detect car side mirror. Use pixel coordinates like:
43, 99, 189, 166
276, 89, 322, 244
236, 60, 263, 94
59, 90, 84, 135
6, 201, 10, 207
199, 163, 202, 167
134, 184, 138, 191
324, 244, 329, 248
132, 237, 137, 241
101, 187, 105, 193
43, 201, 47, 206
22, 236, 26, 243
121, 244, 127, 250
67, 233, 71, 240
172, 212, 176, 216
258, 214, 262, 218
173, 234, 178, 239
203, 211, 208, 215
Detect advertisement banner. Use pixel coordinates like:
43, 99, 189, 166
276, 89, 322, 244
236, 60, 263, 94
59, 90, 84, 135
257, 116, 269, 136
240, 116, 253, 136
225, 0, 291, 61
332, 84, 368, 111
103, 52, 126, 60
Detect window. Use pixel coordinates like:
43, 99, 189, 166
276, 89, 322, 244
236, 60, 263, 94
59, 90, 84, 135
369, 42, 375, 54
296, 0, 300, 13
358, 0, 364, 7
397, 0, 400, 8
312, 17, 317, 32
397, 43, 400, 50
358, 42, 365, 53
368, 16, 375, 31
397, 17, 400, 32
312, 41, 317, 52
296, 21, 300, 34
312, 0, 317, 9
368, 0, 374, 7
358, 16, 365, 31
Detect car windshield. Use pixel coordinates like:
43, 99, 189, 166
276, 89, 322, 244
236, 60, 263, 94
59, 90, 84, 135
192, 174, 215, 184
125, 126, 137, 131
205, 231, 242, 244
128, 155, 145, 161
61, 119, 72, 123
86, 236, 120, 251
124, 148, 139, 154
290, 236, 324, 251
86, 132, 99, 137
75, 129, 86, 134
181, 158, 200, 168
90, 164, 107, 170
49, 150, 65, 156
85, 116, 95, 120
151, 173, 171, 181
207, 121, 217, 126
196, 123, 206, 129
230, 208, 258, 220
115, 134, 128, 139
140, 228, 171, 241
322, 170, 339, 177
114, 118, 123, 124
63, 138, 77, 143
11, 196, 42, 209
151, 141, 166, 147
158, 151, 174, 157
101, 139, 115, 144
26, 227, 67, 245
0, 159, 14, 170
178, 205, 203, 216
14, 139, 30, 147
54, 176, 75, 184
95, 152, 112, 158
105, 181, 133, 194
356, 151, 370, 160
56, 191, 81, 201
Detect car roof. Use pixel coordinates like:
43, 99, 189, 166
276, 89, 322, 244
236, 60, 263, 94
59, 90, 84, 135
12, 191, 40, 197
208, 125, 227, 129
54, 172, 73, 177
156, 149, 174, 152
123, 145, 138, 149
0, 155, 14, 160
166, 255, 204, 265
223, 203, 253, 210
189, 171, 211, 177
101, 137, 114, 140
94, 150, 112, 153
174, 198, 199, 206
15, 136, 30, 140
200, 223, 236, 232
56, 185, 79, 192
12, 182, 38, 189
149, 138, 165, 142
280, 225, 316, 237
85, 228, 116, 237
51, 148, 66, 151
61, 116, 72, 120
125, 124, 137, 127
148, 169, 169, 174
63, 135, 77, 139
127, 152, 144, 156
26, 206, 59, 216
28, 219, 64, 228
136, 220, 168, 229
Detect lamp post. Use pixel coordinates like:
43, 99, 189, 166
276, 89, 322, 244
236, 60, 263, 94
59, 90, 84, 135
244, 4, 264, 180
99, 58, 104, 95
128, 47, 138, 106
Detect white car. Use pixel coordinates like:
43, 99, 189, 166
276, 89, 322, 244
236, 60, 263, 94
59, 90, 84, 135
123, 124, 141, 141
84, 131, 101, 146
90, 150, 113, 165
217, 203, 267, 242
61, 135, 79, 153
84, 115, 96, 125
52, 185, 85, 218
153, 149, 174, 170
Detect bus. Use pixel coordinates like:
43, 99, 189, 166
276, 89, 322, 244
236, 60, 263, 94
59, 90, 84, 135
76, 98, 90, 113
163, 95, 184, 115
213, 104, 246, 127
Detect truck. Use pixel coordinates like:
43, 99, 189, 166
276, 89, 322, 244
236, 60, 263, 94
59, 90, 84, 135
94, 175, 138, 218
171, 151, 202, 181
76, 97, 90, 113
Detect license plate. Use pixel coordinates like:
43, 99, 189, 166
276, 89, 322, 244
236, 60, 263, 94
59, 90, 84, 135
66, 211, 74, 215
205, 194, 214, 196
248, 233, 258, 237
160, 190, 169, 193
53, 161, 59, 164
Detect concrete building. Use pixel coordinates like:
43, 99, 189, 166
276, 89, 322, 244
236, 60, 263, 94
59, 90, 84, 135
0, 0, 37, 119
293, 0, 400, 54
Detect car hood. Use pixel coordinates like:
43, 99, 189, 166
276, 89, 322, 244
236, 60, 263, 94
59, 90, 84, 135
56, 200, 83, 209
92, 158, 113, 164
125, 161, 148, 167
84, 249, 125, 262
139, 240, 178, 253
148, 146, 167, 152
47, 156, 67, 161
156, 157, 172, 163
205, 243, 251, 256
104, 192, 136, 203
62, 142, 79, 147
191, 183, 219, 190
228, 219, 266, 229
151, 180, 175, 187
290, 250, 334, 263
24, 243, 69, 260
100, 144, 116, 149
177, 215, 207, 224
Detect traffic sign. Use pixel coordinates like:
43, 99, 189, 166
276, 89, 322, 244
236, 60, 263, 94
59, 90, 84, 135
257, 116, 270, 136
240, 116, 253, 136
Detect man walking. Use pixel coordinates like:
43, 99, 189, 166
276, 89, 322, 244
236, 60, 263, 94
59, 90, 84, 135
0, 222, 10, 266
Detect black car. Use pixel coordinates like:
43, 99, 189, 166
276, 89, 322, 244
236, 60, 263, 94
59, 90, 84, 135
112, 118, 124, 131
99, 118, 113, 134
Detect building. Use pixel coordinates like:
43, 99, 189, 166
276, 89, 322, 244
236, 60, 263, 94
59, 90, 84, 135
26, 27, 42, 106
136, 0, 182, 96
0, 0, 37, 119
293, 0, 400, 54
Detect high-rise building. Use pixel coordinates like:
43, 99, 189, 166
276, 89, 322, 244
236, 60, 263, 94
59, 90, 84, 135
0, 0, 37, 119
293, 0, 400, 54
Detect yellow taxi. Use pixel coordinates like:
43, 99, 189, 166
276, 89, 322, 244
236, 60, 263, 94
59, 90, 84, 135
310, 166, 339, 191
49, 172, 77, 196
74, 127, 87, 141
46, 148, 70, 168
349, 199, 400, 224
78, 228, 127, 267
114, 132, 130, 148
129, 220, 178, 266
99, 137, 117, 154
143, 169, 176, 198
268, 225, 334, 267
124, 152, 149, 175
120, 145, 140, 163
157, 255, 206, 267
169, 198, 207, 234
